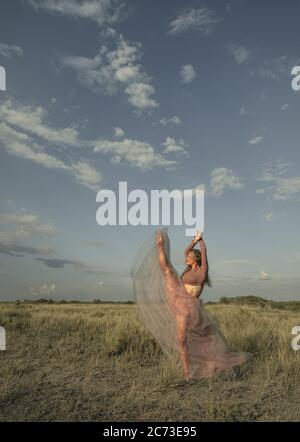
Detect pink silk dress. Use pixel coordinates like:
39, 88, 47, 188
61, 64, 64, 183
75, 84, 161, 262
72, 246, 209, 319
131, 227, 253, 379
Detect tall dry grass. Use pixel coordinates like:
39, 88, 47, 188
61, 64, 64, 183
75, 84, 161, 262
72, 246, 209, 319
0, 301, 299, 421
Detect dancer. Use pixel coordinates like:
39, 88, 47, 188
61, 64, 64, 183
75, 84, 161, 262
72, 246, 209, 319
131, 228, 252, 381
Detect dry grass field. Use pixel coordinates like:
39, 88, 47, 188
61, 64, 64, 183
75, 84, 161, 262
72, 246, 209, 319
0, 300, 299, 422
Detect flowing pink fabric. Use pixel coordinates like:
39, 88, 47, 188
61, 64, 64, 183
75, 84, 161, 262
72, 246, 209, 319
131, 227, 253, 378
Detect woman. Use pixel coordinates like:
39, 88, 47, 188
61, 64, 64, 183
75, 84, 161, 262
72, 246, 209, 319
131, 228, 252, 381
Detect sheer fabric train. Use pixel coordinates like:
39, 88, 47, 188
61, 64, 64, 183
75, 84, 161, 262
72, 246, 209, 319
131, 227, 253, 378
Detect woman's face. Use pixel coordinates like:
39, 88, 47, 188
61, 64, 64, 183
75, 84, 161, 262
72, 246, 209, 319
185, 251, 196, 266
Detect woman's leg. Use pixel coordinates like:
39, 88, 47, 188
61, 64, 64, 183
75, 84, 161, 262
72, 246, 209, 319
156, 230, 189, 373
156, 231, 172, 274
156, 231, 178, 309
176, 315, 190, 381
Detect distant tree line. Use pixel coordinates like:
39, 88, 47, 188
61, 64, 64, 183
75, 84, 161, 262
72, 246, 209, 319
15, 299, 135, 305
219, 295, 300, 311
10, 295, 300, 311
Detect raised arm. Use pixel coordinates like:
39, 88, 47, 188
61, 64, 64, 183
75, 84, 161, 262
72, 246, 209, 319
184, 231, 201, 256
199, 237, 208, 281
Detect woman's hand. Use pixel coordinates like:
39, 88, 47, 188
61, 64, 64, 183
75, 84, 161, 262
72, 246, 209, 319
156, 231, 164, 246
194, 230, 202, 242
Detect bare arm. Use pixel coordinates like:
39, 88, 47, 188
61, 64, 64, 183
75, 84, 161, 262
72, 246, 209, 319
184, 230, 201, 256
199, 237, 208, 281
184, 237, 199, 256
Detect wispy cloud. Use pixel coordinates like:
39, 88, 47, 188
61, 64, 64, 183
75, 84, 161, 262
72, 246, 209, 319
0, 235, 55, 257
0, 42, 23, 58
0, 99, 81, 146
209, 167, 243, 197
113, 126, 124, 138
240, 106, 255, 116
257, 158, 300, 201
93, 137, 177, 170
27, 0, 127, 27
61, 32, 158, 112
260, 270, 271, 281
161, 136, 188, 155
0, 98, 178, 181
125, 82, 158, 112
168, 7, 219, 36
0, 118, 102, 191
0, 208, 58, 257
35, 257, 129, 278
251, 55, 299, 80
0, 98, 103, 190
159, 116, 181, 127
262, 211, 274, 222
0, 211, 58, 239
248, 135, 263, 145
29, 283, 56, 296
228, 43, 249, 64
36, 257, 83, 269
180, 64, 196, 84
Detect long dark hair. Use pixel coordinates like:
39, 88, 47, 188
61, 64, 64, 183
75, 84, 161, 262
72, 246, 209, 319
180, 249, 212, 287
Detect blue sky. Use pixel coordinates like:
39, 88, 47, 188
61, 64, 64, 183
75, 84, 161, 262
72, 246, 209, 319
1, 0, 300, 301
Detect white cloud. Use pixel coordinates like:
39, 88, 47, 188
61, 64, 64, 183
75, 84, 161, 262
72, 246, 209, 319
0, 121, 68, 170
113, 127, 124, 138
0, 120, 102, 191
248, 135, 263, 145
209, 167, 243, 197
28, 0, 126, 27
159, 116, 181, 127
62, 33, 158, 111
168, 7, 219, 36
281, 103, 288, 111
180, 64, 196, 84
0, 211, 58, 238
0, 208, 57, 258
0, 99, 81, 146
262, 211, 274, 222
0, 98, 178, 183
0, 231, 55, 256
71, 160, 103, 191
161, 137, 188, 155
260, 270, 271, 281
93, 137, 177, 170
0, 99, 103, 191
125, 82, 158, 111
257, 158, 300, 201
240, 106, 255, 116
29, 283, 56, 296
0, 42, 23, 58
251, 55, 299, 80
228, 43, 249, 64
